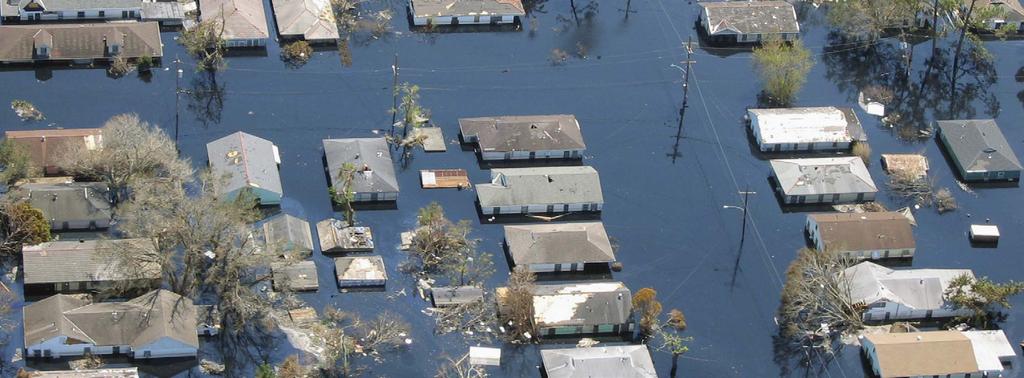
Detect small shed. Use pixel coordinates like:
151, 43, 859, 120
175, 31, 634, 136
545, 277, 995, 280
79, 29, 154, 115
881, 154, 929, 179
334, 255, 387, 287
272, 261, 319, 292
970, 225, 1000, 243
431, 286, 484, 307
141, 1, 186, 26
317, 219, 374, 253
469, 346, 501, 366
288, 307, 318, 324
260, 213, 314, 255
420, 169, 470, 189
412, 127, 447, 152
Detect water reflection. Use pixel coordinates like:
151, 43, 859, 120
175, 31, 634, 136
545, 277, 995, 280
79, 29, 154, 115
186, 72, 226, 127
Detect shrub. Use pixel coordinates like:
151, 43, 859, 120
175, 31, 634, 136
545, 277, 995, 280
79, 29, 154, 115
108, 55, 132, 77
281, 41, 313, 67
935, 188, 957, 213
852, 142, 871, 165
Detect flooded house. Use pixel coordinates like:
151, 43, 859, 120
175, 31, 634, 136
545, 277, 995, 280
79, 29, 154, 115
28, 367, 140, 378
459, 114, 585, 161
207, 131, 283, 206
323, 138, 399, 202
476, 166, 603, 216
22, 239, 161, 295
4, 128, 103, 176
861, 330, 1015, 378
23, 289, 200, 359
975, 0, 1024, 33
529, 281, 632, 337
540, 345, 657, 378
769, 157, 877, 205
698, 1, 799, 45
272, 260, 319, 292
0, 0, 142, 23
271, 0, 339, 43
503, 222, 616, 273
746, 107, 865, 152
22, 182, 113, 231
200, 0, 268, 48
935, 119, 1021, 182
408, 0, 525, 27
258, 213, 314, 255
316, 219, 373, 253
334, 255, 387, 287
0, 22, 163, 64
844, 261, 974, 322
806, 212, 915, 260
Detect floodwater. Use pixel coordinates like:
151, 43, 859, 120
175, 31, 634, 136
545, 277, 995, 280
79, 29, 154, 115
2, 0, 1024, 376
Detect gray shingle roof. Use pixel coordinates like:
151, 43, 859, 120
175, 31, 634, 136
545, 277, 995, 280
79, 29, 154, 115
844, 261, 973, 311
770, 157, 877, 197
272, 260, 319, 291
532, 282, 631, 329
540, 345, 657, 378
16, 0, 141, 12
459, 114, 586, 153
476, 166, 603, 208
410, 0, 525, 19
200, 0, 269, 41
323, 138, 399, 194
699, 1, 799, 35
207, 131, 282, 199
24, 289, 199, 350
936, 119, 1022, 173
22, 239, 161, 285
504, 222, 615, 266
260, 213, 314, 253
0, 22, 163, 63
23, 182, 113, 228
271, 0, 339, 41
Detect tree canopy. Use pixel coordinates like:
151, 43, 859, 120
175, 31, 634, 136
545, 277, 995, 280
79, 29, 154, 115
752, 37, 814, 106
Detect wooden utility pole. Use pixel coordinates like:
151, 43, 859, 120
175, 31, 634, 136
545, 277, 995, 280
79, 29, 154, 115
738, 188, 756, 245
668, 37, 696, 163
390, 53, 400, 141
174, 55, 182, 148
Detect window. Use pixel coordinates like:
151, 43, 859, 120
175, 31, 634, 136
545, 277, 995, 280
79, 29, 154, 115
98, 10, 104, 17
77, 11, 84, 17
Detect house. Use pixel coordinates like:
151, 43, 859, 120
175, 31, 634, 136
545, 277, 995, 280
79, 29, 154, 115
334, 255, 386, 287
430, 286, 484, 307
26, 367, 140, 378
271, 0, 339, 43
974, 0, 1024, 33
272, 260, 319, 292
805, 212, 915, 260
22, 239, 161, 294
540, 345, 657, 378
323, 138, 399, 202
259, 213, 314, 254
4, 128, 103, 175
207, 131, 283, 205
23, 182, 113, 231
503, 222, 615, 272
0, 22, 163, 64
698, 1, 799, 45
862, 330, 1015, 377
881, 153, 929, 179
529, 282, 632, 337
408, 0, 525, 26
935, 119, 1021, 182
23, 289, 200, 359
843, 261, 974, 322
316, 219, 373, 253
1, 0, 141, 23
747, 107, 865, 152
770, 157, 877, 205
459, 114, 585, 161
200, 0, 269, 47
476, 166, 603, 216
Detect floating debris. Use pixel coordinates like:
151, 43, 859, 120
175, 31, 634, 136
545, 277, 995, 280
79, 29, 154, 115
11, 100, 44, 121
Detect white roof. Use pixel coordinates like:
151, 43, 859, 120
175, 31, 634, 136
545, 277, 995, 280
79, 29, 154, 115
844, 262, 973, 310
970, 224, 1000, 237
963, 330, 1015, 372
749, 107, 858, 145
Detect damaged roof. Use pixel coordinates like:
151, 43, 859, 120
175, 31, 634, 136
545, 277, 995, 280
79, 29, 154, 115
476, 166, 603, 208
323, 138, 399, 194
541, 345, 657, 378
200, 0, 269, 41
844, 261, 973, 311
410, 0, 525, 19
770, 157, 877, 197
459, 114, 585, 153
699, 1, 799, 36
532, 282, 631, 328
271, 0, 339, 41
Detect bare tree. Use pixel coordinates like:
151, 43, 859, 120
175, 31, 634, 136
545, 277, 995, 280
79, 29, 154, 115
777, 248, 863, 354
887, 170, 933, 204
435, 353, 487, 378
432, 299, 496, 337
408, 203, 479, 279
499, 266, 537, 342
56, 113, 191, 203
656, 308, 691, 378
179, 18, 227, 72
329, 162, 358, 227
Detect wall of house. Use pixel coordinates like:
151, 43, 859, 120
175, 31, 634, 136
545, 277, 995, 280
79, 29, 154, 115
782, 192, 873, 205
481, 202, 603, 215
539, 323, 626, 337
337, 278, 386, 287
225, 38, 267, 48
862, 301, 972, 322
133, 337, 197, 359
480, 149, 583, 161
26, 337, 124, 358
50, 218, 111, 231
353, 191, 398, 202
224, 186, 281, 206
735, 32, 798, 43
984, 19, 1024, 32
759, 141, 851, 152
20, 8, 139, 21
527, 263, 585, 273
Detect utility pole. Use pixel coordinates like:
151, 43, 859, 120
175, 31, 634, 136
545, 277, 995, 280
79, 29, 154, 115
738, 188, 756, 245
668, 37, 696, 163
390, 53, 399, 141
174, 55, 182, 148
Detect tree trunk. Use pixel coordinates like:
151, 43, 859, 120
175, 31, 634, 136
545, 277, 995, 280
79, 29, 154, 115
951, 0, 976, 102
670, 353, 680, 378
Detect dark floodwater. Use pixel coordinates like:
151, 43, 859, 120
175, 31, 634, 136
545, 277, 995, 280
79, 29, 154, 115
2, 0, 1024, 376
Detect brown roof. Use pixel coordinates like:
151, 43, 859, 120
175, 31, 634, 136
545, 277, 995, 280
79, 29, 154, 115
201, 0, 269, 41
22, 239, 162, 285
0, 22, 163, 63
5, 128, 103, 174
808, 212, 914, 252
865, 331, 979, 377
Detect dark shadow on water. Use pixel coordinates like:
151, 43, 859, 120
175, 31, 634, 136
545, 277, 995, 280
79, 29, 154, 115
224, 48, 269, 58
339, 285, 387, 293
477, 158, 584, 170
969, 239, 999, 249
27, 356, 196, 378
409, 22, 522, 34
186, 71, 226, 128
475, 206, 602, 225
